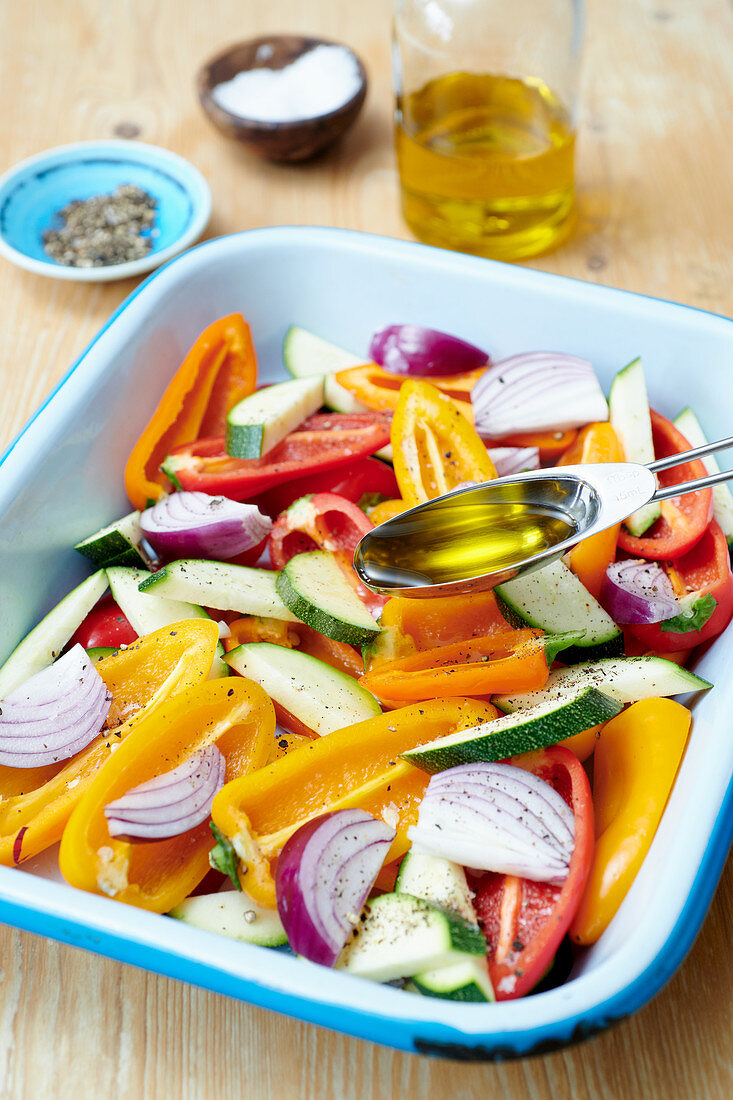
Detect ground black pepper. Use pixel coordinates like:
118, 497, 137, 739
43, 184, 157, 267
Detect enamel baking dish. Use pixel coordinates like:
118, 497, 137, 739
0, 227, 731, 1059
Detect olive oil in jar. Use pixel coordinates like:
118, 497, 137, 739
395, 72, 576, 261
355, 489, 577, 589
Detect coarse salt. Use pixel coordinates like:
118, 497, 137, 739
212, 44, 362, 123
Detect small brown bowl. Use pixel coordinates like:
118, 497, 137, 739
197, 36, 368, 163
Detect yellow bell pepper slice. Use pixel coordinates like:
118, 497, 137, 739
391, 380, 496, 506
59, 677, 274, 913
211, 697, 497, 908
0, 619, 218, 867
569, 697, 690, 944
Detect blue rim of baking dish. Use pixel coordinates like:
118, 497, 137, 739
0, 227, 731, 1059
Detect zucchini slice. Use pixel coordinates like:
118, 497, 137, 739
75, 510, 147, 568
401, 685, 622, 773
410, 960, 495, 1003
608, 357, 661, 536
136, 560, 298, 622
495, 655, 711, 712
225, 642, 381, 735
276, 551, 380, 645
396, 852, 494, 1001
107, 565, 210, 636
396, 850, 478, 927
337, 892, 486, 983
495, 559, 623, 662
0, 570, 109, 697
107, 565, 228, 678
86, 646, 117, 665
225, 376, 324, 459
169, 888, 288, 947
282, 325, 370, 413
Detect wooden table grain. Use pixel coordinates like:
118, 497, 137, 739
0, 1, 731, 1097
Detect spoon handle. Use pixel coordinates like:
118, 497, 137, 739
652, 465, 733, 501
647, 433, 733, 472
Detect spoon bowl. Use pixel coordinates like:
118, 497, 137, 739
354, 462, 658, 597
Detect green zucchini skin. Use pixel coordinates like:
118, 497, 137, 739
401, 686, 622, 773
276, 552, 381, 646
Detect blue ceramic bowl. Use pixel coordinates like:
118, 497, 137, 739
0, 139, 212, 281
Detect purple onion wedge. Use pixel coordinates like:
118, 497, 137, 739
140, 492, 272, 562
275, 808, 395, 966
472, 352, 608, 437
369, 325, 489, 377
603, 559, 680, 624
0, 644, 111, 767
408, 763, 574, 885
104, 743, 226, 840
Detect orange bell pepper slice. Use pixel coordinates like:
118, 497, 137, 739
59, 678, 274, 913
558, 422, 624, 599
223, 616, 298, 653
375, 589, 509, 658
0, 619, 218, 867
492, 429, 578, 462
125, 314, 257, 510
360, 629, 551, 702
369, 498, 409, 526
211, 697, 497, 907
292, 624, 364, 678
223, 616, 362, 678
334, 363, 483, 419
392, 380, 496, 506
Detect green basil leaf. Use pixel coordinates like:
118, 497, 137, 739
660, 594, 717, 634
208, 821, 241, 891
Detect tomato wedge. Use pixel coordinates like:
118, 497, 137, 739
618, 410, 713, 560
163, 413, 392, 501
69, 596, 138, 649
472, 746, 593, 1000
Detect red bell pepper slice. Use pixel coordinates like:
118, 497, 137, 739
268, 492, 385, 616
253, 457, 399, 518
162, 413, 392, 502
268, 492, 373, 567
69, 596, 138, 649
628, 519, 733, 652
472, 745, 593, 1000
618, 410, 713, 560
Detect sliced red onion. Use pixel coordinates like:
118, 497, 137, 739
0, 644, 112, 767
486, 446, 540, 477
408, 763, 574, 885
140, 492, 272, 561
471, 352, 608, 437
104, 743, 226, 840
275, 808, 395, 966
603, 559, 680, 624
368, 325, 489, 377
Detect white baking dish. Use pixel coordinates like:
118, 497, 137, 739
0, 227, 731, 1058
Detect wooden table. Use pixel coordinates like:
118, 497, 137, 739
0, 1, 731, 1096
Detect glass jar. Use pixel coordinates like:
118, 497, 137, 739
393, 0, 584, 261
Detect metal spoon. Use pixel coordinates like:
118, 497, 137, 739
353, 434, 733, 598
